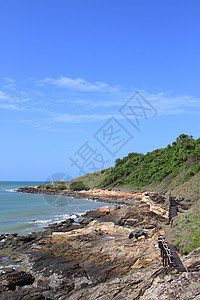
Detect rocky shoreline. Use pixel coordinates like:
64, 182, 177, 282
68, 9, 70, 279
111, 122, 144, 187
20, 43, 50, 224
17, 186, 167, 206
17, 186, 192, 211
0, 189, 200, 299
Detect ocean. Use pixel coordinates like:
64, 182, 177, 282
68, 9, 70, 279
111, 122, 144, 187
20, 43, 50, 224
0, 181, 112, 235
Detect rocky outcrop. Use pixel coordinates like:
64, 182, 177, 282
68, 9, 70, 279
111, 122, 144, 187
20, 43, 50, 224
0, 271, 34, 292
79, 199, 167, 227
141, 195, 168, 218
141, 268, 200, 299
17, 187, 168, 207
0, 202, 199, 299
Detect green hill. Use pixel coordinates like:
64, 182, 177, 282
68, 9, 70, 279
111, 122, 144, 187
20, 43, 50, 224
71, 134, 200, 202
100, 134, 200, 187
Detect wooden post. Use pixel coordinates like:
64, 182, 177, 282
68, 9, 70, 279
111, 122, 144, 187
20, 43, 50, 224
158, 235, 163, 258
163, 242, 168, 266
170, 252, 173, 267
158, 236, 174, 268
167, 248, 170, 266
163, 250, 165, 266
165, 250, 168, 266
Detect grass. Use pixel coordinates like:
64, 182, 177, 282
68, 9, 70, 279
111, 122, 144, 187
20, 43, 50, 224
167, 200, 200, 254
68, 168, 112, 189
172, 171, 200, 204
183, 228, 200, 254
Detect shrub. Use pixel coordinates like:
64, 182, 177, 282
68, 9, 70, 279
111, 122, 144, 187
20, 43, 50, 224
46, 184, 56, 190
37, 185, 46, 189
57, 184, 67, 190
188, 163, 200, 177
70, 181, 90, 191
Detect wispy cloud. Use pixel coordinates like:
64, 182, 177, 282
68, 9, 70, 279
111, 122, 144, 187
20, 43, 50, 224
0, 89, 30, 104
0, 90, 10, 101
42, 77, 200, 114
68, 98, 122, 110
0, 103, 25, 111
2, 77, 18, 90
0, 76, 200, 131
3, 77, 16, 83
50, 113, 115, 123
43, 76, 122, 93
146, 93, 200, 114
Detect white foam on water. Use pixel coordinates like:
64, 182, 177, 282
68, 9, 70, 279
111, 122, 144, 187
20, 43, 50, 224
4, 189, 17, 193
87, 198, 97, 202
29, 219, 53, 227
50, 213, 81, 224
59, 212, 84, 220
29, 214, 76, 229
70, 214, 78, 219
78, 212, 86, 216
32, 219, 52, 224
54, 213, 70, 220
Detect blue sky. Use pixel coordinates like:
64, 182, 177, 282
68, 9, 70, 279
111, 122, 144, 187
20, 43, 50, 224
0, 0, 200, 181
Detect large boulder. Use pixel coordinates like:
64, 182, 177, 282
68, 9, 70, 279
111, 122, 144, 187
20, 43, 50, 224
128, 229, 148, 239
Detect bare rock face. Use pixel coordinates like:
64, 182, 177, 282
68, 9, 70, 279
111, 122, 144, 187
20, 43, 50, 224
0, 201, 199, 299
0, 200, 168, 299
78, 201, 167, 228
0, 271, 34, 292
141, 271, 200, 300
97, 205, 112, 214
31, 220, 161, 299
183, 247, 200, 272
141, 195, 168, 218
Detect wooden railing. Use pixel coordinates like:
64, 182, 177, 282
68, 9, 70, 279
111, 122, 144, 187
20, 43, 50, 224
168, 196, 178, 224
157, 197, 186, 271
158, 235, 173, 267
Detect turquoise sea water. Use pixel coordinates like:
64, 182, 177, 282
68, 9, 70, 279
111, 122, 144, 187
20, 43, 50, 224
0, 182, 111, 235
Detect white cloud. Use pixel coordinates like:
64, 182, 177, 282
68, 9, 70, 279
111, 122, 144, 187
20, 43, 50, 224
43, 76, 122, 93
145, 93, 200, 114
0, 89, 30, 111
49, 90, 200, 124
0, 103, 24, 111
3, 77, 16, 83
2, 77, 17, 90
1, 76, 200, 127
42, 77, 200, 115
50, 113, 115, 123
0, 90, 10, 101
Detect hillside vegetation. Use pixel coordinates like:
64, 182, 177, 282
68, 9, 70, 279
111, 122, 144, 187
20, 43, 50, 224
98, 134, 200, 191
70, 134, 200, 201
38, 134, 200, 202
